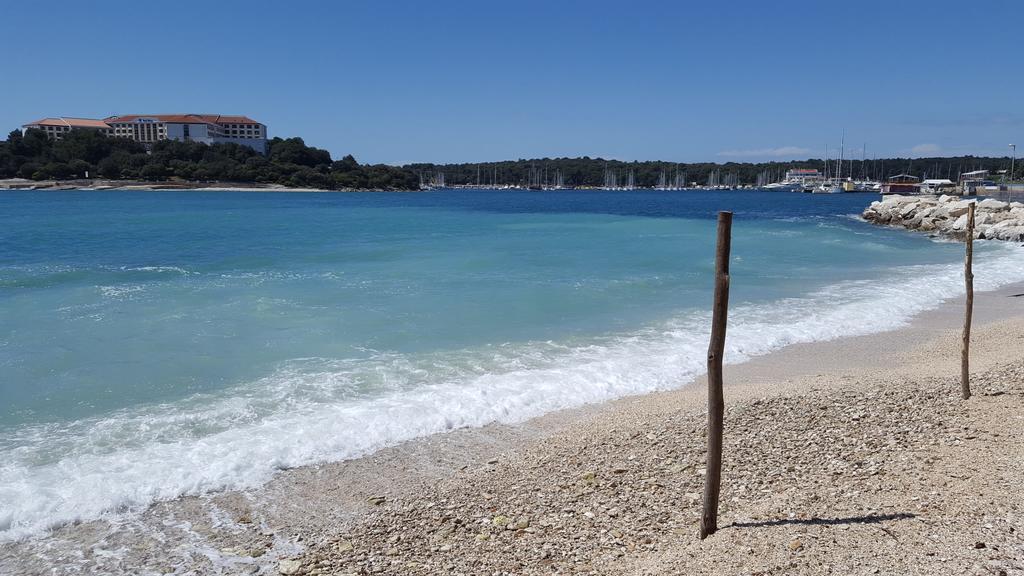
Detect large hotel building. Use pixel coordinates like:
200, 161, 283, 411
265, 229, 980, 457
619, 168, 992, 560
21, 114, 269, 154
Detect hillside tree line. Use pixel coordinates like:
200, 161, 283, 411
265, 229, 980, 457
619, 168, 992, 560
2, 128, 1016, 190
0, 129, 420, 190
406, 155, 1017, 188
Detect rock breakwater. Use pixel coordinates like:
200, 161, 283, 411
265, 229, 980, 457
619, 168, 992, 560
863, 194, 1024, 241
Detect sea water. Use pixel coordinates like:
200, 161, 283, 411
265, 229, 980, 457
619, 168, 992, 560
2, 189, 1023, 540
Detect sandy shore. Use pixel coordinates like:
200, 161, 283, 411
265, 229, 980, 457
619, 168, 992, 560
3, 285, 1023, 575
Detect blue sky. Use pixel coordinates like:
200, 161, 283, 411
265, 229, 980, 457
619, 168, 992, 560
2, 0, 1020, 164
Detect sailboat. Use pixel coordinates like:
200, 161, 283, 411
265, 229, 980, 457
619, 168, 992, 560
813, 142, 835, 193
813, 133, 848, 193
827, 132, 846, 193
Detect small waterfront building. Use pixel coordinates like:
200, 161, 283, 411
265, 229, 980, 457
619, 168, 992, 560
20, 113, 269, 154
784, 168, 821, 182
960, 170, 990, 184
21, 117, 114, 139
919, 178, 956, 194
880, 174, 920, 195
960, 170, 993, 196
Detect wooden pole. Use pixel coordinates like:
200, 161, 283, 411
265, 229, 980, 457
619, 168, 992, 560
700, 211, 732, 539
961, 202, 975, 400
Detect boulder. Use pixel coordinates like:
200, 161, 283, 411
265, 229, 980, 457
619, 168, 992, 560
978, 198, 1009, 211
975, 224, 992, 239
899, 202, 919, 219
948, 201, 974, 218
991, 226, 1022, 241
863, 195, 1024, 242
916, 205, 938, 219
878, 197, 905, 210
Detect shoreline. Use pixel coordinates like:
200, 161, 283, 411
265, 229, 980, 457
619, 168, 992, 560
3, 281, 1024, 574
864, 194, 1024, 242
0, 179, 419, 193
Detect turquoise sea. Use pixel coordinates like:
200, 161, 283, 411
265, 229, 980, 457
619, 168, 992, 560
2, 189, 1022, 539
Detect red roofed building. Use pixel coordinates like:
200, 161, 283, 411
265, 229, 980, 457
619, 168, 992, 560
21, 117, 114, 139
104, 114, 268, 154
22, 113, 269, 154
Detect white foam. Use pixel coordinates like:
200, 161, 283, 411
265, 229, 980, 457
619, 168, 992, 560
98, 284, 145, 298
119, 266, 194, 275
3, 242, 1024, 541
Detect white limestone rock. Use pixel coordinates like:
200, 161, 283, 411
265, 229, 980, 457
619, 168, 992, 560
978, 198, 1009, 211
899, 202, 920, 219
947, 201, 974, 218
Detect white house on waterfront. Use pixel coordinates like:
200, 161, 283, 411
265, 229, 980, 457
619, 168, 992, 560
21, 113, 269, 154
784, 168, 822, 183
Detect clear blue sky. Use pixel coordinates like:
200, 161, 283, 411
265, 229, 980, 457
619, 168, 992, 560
2, 0, 1020, 165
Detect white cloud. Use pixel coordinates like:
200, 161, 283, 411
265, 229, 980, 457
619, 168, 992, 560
909, 143, 941, 155
716, 146, 811, 158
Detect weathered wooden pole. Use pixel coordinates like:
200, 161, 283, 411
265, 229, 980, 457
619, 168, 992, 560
961, 202, 975, 400
700, 211, 732, 539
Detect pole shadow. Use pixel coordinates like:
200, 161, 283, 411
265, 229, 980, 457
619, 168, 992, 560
730, 512, 915, 529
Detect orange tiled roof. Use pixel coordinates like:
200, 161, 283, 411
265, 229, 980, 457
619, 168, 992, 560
24, 117, 112, 128
104, 114, 262, 126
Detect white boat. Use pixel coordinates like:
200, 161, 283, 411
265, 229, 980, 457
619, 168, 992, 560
812, 180, 844, 194
809, 140, 844, 193
811, 130, 851, 191
764, 181, 804, 192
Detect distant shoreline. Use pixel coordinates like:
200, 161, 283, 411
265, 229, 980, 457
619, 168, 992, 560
0, 178, 420, 193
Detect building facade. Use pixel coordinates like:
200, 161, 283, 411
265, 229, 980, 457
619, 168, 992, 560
21, 113, 269, 154
21, 117, 115, 139
784, 168, 822, 182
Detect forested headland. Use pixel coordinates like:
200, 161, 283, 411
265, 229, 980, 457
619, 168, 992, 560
405, 155, 1016, 188
0, 129, 421, 190
2, 128, 1015, 191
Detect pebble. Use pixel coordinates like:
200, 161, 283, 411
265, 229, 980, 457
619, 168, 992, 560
293, 360, 1024, 576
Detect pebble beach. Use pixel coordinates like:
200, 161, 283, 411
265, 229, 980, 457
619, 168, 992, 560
4, 282, 1022, 576
296, 317, 1024, 576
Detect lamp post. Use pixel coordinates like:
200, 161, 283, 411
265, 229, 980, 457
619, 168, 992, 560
1010, 144, 1016, 184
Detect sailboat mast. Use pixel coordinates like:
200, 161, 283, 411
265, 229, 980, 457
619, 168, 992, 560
861, 143, 866, 181
837, 131, 845, 182
824, 143, 830, 181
